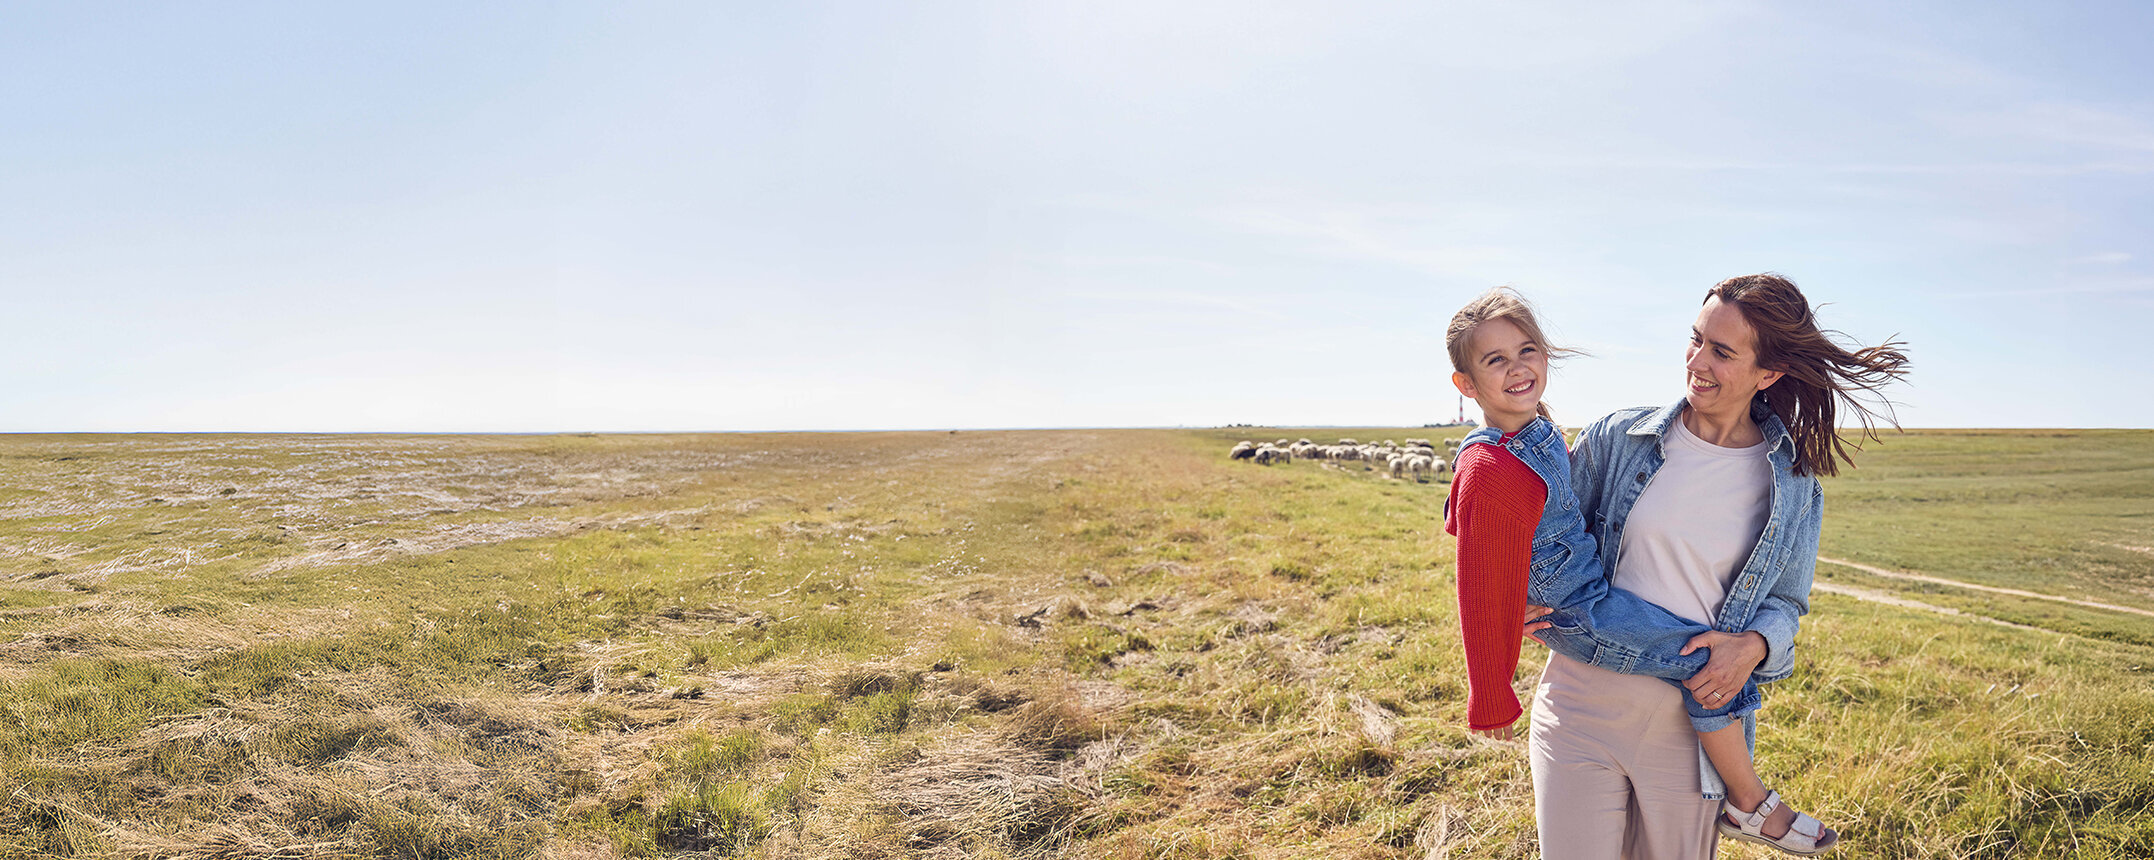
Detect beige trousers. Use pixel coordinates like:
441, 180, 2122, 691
1528, 653, 1720, 859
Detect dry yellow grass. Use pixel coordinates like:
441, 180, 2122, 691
0, 428, 2146, 858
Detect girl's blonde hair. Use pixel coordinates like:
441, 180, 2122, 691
1445, 286, 1580, 421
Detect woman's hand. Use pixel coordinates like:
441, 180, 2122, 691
1521, 604, 1555, 645
1679, 630, 1768, 706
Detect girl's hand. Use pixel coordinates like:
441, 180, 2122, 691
1471, 724, 1514, 741
1522, 604, 1555, 645
1679, 630, 1768, 706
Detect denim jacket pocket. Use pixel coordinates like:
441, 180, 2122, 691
1527, 542, 1571, 576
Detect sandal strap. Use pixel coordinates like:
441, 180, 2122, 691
1722, 789, 1836, 852
1785, 810, 1826, 843
1731, 790, 1783, 834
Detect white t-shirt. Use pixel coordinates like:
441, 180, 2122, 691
1609, 413, 1774, 626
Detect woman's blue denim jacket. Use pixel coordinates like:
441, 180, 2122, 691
1567, 397, 1824, 798
1453, 417, 1760, 731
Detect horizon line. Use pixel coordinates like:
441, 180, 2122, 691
0, 424, 2142, 436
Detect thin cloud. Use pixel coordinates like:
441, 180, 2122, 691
1932, 102, 2154, 159
2069, 252, 2133, 266
1518, 152, 2154, 177
1960, 278, 2154, 298
1569, 340, 1658, 357
1206, 205, 1518, 278
1020, 253, 1238, 274
1057, 288, 1294, 321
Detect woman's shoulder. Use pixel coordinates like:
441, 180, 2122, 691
1574, 405, 1662, 448
1583, 405, 1660, 433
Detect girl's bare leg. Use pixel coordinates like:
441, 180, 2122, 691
1698, 724, 1797, 838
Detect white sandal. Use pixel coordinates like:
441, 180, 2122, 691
1718, 789, 1838, 855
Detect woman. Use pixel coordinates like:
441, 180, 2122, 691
1525, 273, 1909, 858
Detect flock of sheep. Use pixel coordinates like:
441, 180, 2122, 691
1228, 435, 1465, 483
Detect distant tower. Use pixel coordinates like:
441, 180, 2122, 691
1456, 393, 1466, 425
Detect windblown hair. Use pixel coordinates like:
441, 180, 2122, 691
1446, 286, 1581, 421
1709, 273, 1912, 478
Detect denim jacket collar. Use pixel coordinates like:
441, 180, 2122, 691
1627, 397, 1798, 476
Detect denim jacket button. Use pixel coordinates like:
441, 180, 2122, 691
1634, 471, 1647, 483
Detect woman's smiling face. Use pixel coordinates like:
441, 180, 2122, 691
1685, 295, 1783, 417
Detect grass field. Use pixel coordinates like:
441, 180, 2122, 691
0, 428, 2146, 859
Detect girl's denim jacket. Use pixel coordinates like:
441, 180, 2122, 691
1454, 418, 1760, 732
1567, 398, 1824, 798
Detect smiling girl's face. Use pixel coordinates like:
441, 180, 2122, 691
1451, 317, 1548, 434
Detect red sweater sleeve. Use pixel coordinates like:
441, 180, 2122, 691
1444, 442, 1546, 732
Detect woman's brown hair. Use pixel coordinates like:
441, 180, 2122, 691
1709, 273, 1911, 478
1446, 286, 1581, 421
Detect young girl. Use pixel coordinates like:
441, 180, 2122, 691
1442, 287, 1837, 855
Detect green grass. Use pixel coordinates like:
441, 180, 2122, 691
0, 428, 2145, 858
1817, 429, 2154, 609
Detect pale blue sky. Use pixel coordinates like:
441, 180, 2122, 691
4, 2, 2149, 431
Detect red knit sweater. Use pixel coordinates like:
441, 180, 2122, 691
1443, 437, 1545, 732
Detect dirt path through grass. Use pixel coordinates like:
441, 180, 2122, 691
1809, 580, 2050, 632
1820, 555, 2154, 619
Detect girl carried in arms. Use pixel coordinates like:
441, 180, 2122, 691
1442, 285, 1895, 855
